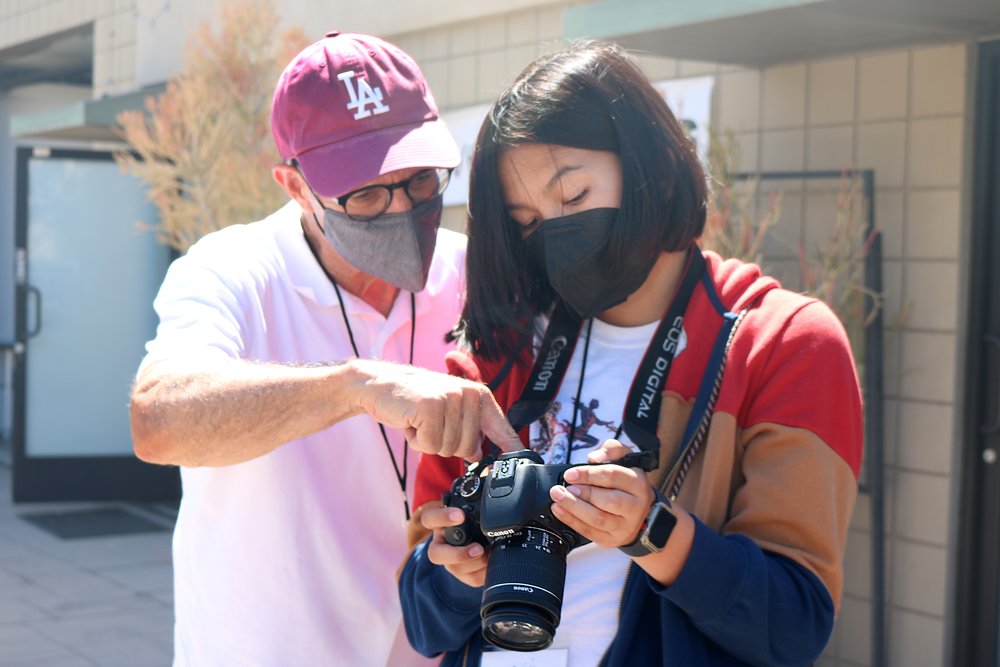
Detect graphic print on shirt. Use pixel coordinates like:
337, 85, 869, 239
565, 397, 619, 450
527, 317, 673, 465
530, 395, 622, 464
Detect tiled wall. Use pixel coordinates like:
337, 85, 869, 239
0, 0, 138, 97
715, 43, 969, 667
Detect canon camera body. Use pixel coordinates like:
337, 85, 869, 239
442, 448, 657, 652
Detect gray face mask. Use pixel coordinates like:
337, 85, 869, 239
316, 195, 442, 292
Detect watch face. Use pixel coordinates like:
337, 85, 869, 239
646, 504, 677, 548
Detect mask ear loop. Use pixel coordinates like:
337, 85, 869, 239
291, 162, 331, 230
286, 158, 336, 233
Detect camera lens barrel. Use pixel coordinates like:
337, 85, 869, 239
480, 526, 568, 652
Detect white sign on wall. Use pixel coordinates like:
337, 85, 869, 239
440, 75, 714, 207
651, 75, 715, 163
440, 103, 492, 208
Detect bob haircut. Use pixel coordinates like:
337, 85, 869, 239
452, 40, 708, 362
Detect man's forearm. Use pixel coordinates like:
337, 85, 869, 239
131, 355, 524, 468
130, 358, 366, 467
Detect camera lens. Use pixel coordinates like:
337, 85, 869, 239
480, 526, 567, 652
485, 618, 552, 649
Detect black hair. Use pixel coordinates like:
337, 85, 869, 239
450, 40, 707, 361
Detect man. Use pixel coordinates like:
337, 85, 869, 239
129, 31, 519, 667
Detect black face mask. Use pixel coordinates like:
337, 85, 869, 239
523, 207, 658, 319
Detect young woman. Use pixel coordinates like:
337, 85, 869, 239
399, 40, 862, 667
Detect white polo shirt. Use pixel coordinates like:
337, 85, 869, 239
140, 201, 464, 667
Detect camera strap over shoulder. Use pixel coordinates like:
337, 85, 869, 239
507, 247, 706, 452
506, 301, 584, 431
620, 249, 705, 450
661, 303, 748, 500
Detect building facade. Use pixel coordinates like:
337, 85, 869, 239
1, 1, 999, 665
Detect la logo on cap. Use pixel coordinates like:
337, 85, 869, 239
338, 71, 390, 120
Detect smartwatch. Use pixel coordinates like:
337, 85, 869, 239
618, 488, 677, 558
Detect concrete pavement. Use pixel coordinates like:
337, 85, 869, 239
0, 446, 175, 667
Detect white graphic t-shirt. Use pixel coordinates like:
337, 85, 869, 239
508, 316, 687, 667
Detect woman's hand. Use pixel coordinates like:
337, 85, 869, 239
420, 506, 488, 588
550, 439, 696, 584
547, 439, 654, 548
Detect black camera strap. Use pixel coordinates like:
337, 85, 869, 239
621, 248, 705, 450
507, 247, 706, 452
506, 300, 583, 431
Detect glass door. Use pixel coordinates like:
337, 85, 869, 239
12, 146, 178, 501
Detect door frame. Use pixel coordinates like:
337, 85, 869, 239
12, 146, 179, 502
954, 38, 1000, 667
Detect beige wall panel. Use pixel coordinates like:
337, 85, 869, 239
883, 398, 900, 468
898, 331, 956, 403
838, 596, 874, 666
893, 471, 950, 545
806, 125, 854, 171
891, 540, 948, 616
904, 262, 959, 331
537, 4, 563, 41
809, 57, 856, 126
635, 54, 680, 82
760, 128, 805, 171
858, 51, 909, 121
477, 50, 509, 102
874, 189, 904, 259
716, 69, 761, 133
762, 63, 806, 128
477, 14, 507, 52
906, 190, 962, 260
450, 21, 479, 57
843, 529, 873, 598
889, 609, 945, 667
857, 121, 907, 188
423, 27, 450, 60
909, 117, 964, 188
446, 54, 478, 108
441, 205, 467, 234
760, 191, 803, 262
505, 10, 538, 45
911, 44, 967, 117
897, 401, 954, 475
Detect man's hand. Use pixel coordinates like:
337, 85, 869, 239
421, 506, 488, 588
353, 360, 522, 460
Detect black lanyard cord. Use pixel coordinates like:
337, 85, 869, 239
566, 318, 595, 462
331, 280, 415, 522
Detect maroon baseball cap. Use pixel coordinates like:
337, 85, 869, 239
271, 31, 460, 198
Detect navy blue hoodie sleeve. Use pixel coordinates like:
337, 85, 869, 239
399, 536, 484, 657
651, 518, 835, 667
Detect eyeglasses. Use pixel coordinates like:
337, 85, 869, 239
334, 168, 452, 221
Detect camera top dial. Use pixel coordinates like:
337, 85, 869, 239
456, 474, 482, 499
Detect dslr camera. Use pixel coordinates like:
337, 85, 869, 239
442, 448, 657, 652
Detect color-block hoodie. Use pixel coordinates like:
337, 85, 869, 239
399, 250, 863, 667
